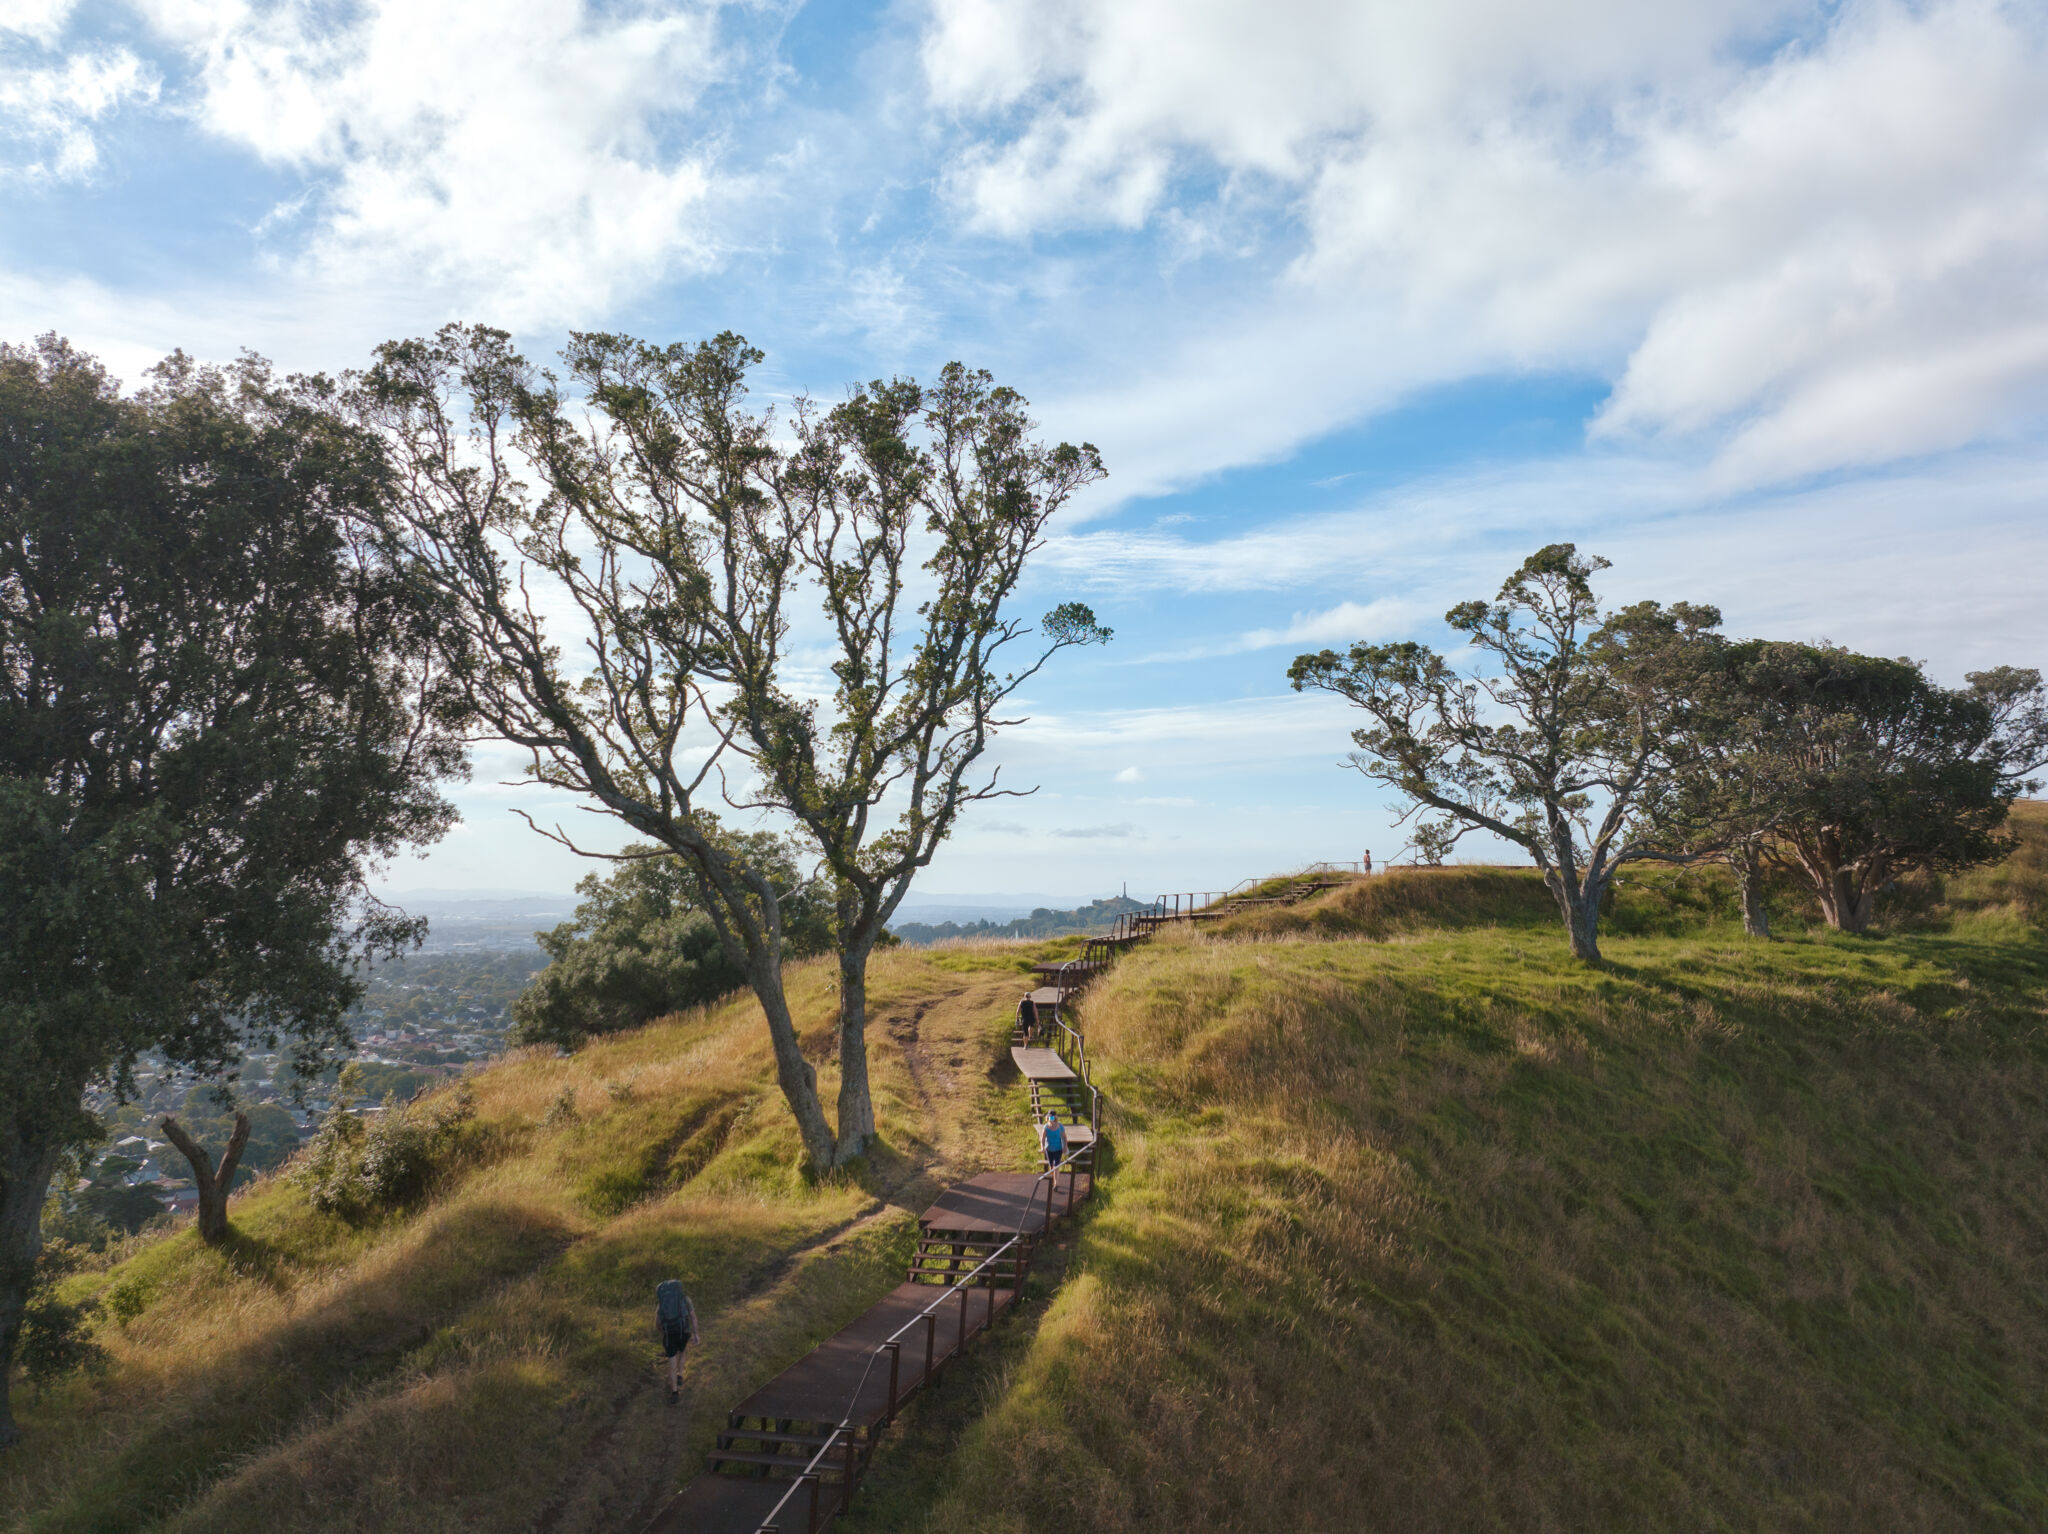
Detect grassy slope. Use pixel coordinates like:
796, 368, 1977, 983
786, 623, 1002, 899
2, 942, 1063, 1534
910, 817, 2048, 1532
13, 812, 2047, 1533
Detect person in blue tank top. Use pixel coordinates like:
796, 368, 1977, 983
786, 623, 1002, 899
1041, 1110, 1066, 1168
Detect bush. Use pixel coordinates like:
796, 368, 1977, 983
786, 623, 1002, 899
509, 838, 832, 1049
15, 1241, 107, 1394
293, 1071, 475, 1220
540, 1086, 578, 1128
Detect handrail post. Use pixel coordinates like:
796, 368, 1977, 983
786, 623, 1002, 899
842, 1434, 857, 1512
884, 1341, 900, 1425
805, 1473, 821, 1534
957, 1276, 969, 1352
925, 1311, 936, 1386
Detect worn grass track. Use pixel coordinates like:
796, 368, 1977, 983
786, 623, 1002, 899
2, 943, 1058, 1533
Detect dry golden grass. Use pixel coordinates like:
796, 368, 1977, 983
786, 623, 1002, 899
3, 943, 1048, 1533
909, 897, 2048, 1532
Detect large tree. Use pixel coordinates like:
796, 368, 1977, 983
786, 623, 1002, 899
360, 326, 1106, 1172
511, 834, 831, 1050
1289, 545, 1720, 962
0, 338, 466, 1445
692, 355, 1110, 1155
1718, 644, 2047, 933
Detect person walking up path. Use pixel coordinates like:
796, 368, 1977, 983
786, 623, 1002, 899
656, 1279, 700, 1405
1040, 1110, 1067, 1169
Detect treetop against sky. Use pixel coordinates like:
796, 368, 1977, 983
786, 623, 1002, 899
5, 0, 2045, 896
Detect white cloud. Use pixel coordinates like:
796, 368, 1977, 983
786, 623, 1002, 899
1113, 765, 1143, 782
1238, 598, 1412, 653
1045, 444, 2048, 676
926, 0, 2048, 489
132, 0, 733, 326
1131, 597, 1421, 662
0, 37, 157, 180
1, 0, 80, 45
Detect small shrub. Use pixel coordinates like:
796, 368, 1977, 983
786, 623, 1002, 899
604, 1075, 635, 1104
541, 1086, 579, 1127
294, 1074, 477, 1220
17, 1241, 107, 1392
101, 1276, 150, 1325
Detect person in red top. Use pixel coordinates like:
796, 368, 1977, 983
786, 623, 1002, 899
1362, 850, 1373, 874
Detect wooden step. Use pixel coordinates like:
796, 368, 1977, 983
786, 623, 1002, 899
706, 1449, 854, 1476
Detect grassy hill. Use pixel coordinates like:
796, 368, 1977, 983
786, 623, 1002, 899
908, 809, 2048, 1532
2, 943, 1066, 1533
6, 811, 2046, 1531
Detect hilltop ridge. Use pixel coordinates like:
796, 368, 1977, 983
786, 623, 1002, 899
5, 818, 2046, 1530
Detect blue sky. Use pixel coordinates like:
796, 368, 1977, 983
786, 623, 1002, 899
6, 0, 2047, 901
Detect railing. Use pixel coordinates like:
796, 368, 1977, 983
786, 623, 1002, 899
1038, 1013, 1099, 1135
751, 1143, 1097, 1534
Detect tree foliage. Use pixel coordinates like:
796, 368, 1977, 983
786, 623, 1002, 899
0, 336, 466, 1444
293, 1067, 476, 1221
1290, 544, 1720, 961
359, 325, 1106, 1170
1711, 644, 2047, 932
510, 836, 831, 1049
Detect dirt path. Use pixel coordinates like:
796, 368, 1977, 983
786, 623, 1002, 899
534, 954, 1032, 1534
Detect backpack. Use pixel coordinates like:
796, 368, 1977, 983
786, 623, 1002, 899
656, 1279, 690, 1328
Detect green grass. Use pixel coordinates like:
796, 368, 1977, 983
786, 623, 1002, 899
2, 946, 1051, 1533
902, 863, 2048, 1532
13, 813, 2047, 1532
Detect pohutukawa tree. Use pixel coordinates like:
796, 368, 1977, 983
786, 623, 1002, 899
1289, 544, 1721, 962
1714, 644, 2047, 933
359, 326, 1107, 1173
0, 338, 467, 1446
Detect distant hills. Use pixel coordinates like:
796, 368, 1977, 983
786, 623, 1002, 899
889, 894, 1149, 946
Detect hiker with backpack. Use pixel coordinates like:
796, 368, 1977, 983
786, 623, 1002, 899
655, 1278, 699, 1405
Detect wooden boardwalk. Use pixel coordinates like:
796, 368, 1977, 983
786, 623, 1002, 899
643, 984, 1112, 1532
638, 879, 1352, 1530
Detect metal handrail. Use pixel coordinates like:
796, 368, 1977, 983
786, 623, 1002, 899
752, 1143, 1096, 1533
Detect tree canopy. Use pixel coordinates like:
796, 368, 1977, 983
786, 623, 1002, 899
510, 836, 831, 1050
1712, 643, 2046, 932
1290, 545, 1719, 961
361, 325, 1106, 1171
0, 337, 467, 1444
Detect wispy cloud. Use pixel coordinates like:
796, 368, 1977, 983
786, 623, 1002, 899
0, 35, 157, 181
935, 0, 2048, 492
135, 0, 734, 327
1137, 597, 1419, 663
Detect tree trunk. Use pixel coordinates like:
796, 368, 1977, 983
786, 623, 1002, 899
1564, 887, 1603, 961
0, 1122, 63, 1449
833, 943, 876, 1166
159, 1113, 251, 1245
1819, 868, 1874, 933
1732, 844, 1771, 939
1544, 865, 1604, 962
745, 954, 840, 1175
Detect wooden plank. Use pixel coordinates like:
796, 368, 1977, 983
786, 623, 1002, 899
1010, 1046, 1077, 1081
918, 1171, 1084, 1235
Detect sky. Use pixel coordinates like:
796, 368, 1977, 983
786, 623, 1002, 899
6, 0, 2046, 902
